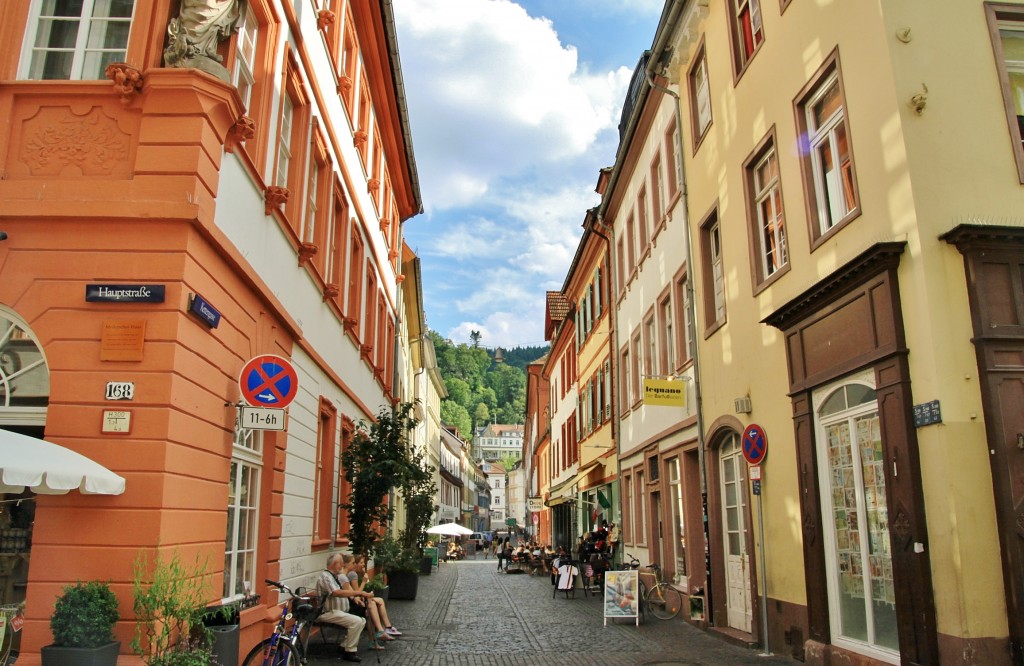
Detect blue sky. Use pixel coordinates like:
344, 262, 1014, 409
394, 0, 663, 349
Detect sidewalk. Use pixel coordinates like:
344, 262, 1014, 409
305, 559, 795, 665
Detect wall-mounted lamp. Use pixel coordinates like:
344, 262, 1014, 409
0, 232, 8, 241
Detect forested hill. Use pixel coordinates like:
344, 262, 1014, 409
428, 330, 547, 439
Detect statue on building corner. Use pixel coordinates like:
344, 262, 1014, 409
163, 0, 241, 83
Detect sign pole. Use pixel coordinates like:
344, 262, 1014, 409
753, 474, 770, 656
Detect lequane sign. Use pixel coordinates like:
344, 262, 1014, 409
643, 378, 686, 407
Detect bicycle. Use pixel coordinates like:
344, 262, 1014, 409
643, 562, 683, 620
241, 579, 320, 666
618, 553, 645, 623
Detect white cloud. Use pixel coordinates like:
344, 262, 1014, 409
447, 308, 547, 349
394, 0, 630, 211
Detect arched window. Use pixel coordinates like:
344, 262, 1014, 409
0, 310, 49, 410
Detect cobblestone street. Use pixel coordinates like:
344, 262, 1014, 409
305, 559, 794, 666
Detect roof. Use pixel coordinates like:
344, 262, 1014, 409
544, 291, 570, 341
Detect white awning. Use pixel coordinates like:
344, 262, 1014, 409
0, 429, 126, 495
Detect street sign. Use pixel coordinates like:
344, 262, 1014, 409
240, 406, 287, 431
239, 355, 298, 408
752, 480, 761, 495
532, 513, 539, 525
741, 423, 768, 465
506, 517, 516, 527
749, 465, 761, 481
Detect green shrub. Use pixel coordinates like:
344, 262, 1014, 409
50, 580, 119, 648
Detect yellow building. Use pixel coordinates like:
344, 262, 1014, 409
632, 0, 1024, 663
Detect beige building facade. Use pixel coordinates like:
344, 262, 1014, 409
640, 0, 1024, 664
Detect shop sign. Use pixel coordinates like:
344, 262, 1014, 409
86, 284, 165, 303
642, 378, 686, 406
527, 497, 544, 512
188, 293, 221, 328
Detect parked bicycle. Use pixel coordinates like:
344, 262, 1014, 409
619, 553, 645, 623
241, 579, 320, 666
643, 562, 683, 620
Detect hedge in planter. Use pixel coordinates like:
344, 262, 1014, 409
41, 580, 120, 666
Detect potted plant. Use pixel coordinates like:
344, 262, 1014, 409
41, 580, 120, 666
131, 549, 217, 666
371, 535, 422, 600
362, 574, 389, 600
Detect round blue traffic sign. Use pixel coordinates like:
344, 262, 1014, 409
239, 355, 298, 408
741, 423, 768, 465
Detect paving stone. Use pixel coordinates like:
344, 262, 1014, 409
303, 559, 795, 666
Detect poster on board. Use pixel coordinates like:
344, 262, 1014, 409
603, 569, 640, 626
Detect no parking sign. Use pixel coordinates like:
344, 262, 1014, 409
741, 423, 768, 465
239, 355, 298, 408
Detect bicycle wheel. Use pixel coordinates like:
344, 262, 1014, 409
647, 583, 683, 620
241, 637, 297, 666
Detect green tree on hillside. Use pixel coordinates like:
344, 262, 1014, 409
441, 400, 472, 439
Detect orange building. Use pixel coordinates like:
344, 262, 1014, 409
0, 1, 420, 663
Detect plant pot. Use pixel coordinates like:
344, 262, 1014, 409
419, 555, 433, 575
41, 640, 120, 666
387, 571, 419, 600
208, 624, 239, 666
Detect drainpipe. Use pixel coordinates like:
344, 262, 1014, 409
644, 53, 713, 623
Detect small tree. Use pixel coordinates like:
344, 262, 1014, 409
341, 401, 428, 557
131, 550, 215, 666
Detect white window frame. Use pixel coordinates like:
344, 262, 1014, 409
233, 2, 258, 110
753, 146, 787, 278
21, 0, 136, 81
276, 96, 294, 190
694, 52, 712, 136
223, 423, 262, 602
806, 73, 854, 233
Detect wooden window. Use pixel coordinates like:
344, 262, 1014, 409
356, 78, 372, 168
744, 130, 788, 285
795, 51, 859, 244
363, 268, 377, 350
340, 14, 358, 114
21, 0, 135, 80
665, 120, 680, 198
700, 206, 726, 335
626, 214, 637, 276
616, 237, 626, 297
227, 0, 278, 165
728, 0, 764, 76
644, 312, 657, 378
313, 398, 337, 548
688, 40, 712, 146
324, 179, 349, 295
335, 416, 354, 542
233, 1, 258, 109
619, 345, 631, 414
635, 470, 646, 545
659, 290, 675, 374
274, 57, 310, 229
672, 267, 693, 367
623, 472, 634, 544
224, 423, 262, 599
631, 330, 642, 407
637, 187, 650, 257
347, 226, 364, 328
303, 122, 331, 250
987, 4, 1024, 183
650, 156, 663, 227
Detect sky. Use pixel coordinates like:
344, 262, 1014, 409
393, 0, 664, 350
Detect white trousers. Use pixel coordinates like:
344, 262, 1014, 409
318, 609, 366, 652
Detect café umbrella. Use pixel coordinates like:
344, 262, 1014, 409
426, 523, 473, 537
0, 428, 126, 495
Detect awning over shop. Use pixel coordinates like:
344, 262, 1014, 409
574, 461, 606, 489
546, 476, 577, 506
0, 428, 125, 495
